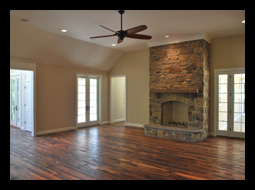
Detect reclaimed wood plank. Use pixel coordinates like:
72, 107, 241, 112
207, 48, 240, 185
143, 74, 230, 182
10, 124, 245, 180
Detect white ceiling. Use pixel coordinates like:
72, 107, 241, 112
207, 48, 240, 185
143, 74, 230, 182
10, 10, 245, 52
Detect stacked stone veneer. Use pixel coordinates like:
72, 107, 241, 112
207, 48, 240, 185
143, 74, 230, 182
146, 39, 210, 141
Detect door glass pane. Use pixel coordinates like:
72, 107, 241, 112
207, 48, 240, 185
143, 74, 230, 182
219, 94, 228, 103
219, 103, 228, 112
218, 74, 228, 131
219, 112, 228, 122
219, 122, 228, 131
78, 77, 86, 123
10, 77, 16, 123
234, 73, 245, 132
90, 78, 97, 121
219, 84, 228, 93
16, 77, 21, 124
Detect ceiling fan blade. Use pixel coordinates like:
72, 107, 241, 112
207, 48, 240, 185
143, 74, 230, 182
118, 38, 123, 44
126, 33, 152, 40
126, 25, 147, 35
99, 25, 120, 34
90, 34, 116, 39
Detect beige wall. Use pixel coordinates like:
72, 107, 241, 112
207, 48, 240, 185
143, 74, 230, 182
36, 63, 109, 132
209, 35, 245, 134
109, 49, 150, 125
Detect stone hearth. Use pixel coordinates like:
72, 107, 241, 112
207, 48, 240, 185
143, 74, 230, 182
144, 39, 210, 142
144, 124, 204, 142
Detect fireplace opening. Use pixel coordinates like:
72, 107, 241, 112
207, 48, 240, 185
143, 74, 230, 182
162, 101, 189, 127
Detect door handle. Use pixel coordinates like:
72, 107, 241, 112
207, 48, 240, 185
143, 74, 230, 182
13, 105, 17, 111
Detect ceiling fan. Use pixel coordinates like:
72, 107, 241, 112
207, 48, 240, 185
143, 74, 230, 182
89, 10, 152, 44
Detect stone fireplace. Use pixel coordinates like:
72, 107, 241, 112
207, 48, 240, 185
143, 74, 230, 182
144, 39, 210, 142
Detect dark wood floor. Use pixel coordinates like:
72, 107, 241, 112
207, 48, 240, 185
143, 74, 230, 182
10, 123, 245, 180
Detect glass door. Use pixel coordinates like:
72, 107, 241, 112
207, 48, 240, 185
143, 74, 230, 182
77, 75, 99, 127
215, 69, 245, 138
77, 77, 86, 124
89, 78, 98, 124
231, 73, 245, 138
10, 75, 21, 128
217, 74, 228, 134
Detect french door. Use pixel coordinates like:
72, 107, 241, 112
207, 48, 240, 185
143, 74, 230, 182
10, 75, 21, 128
77, 75, 99, 127
215, 69, 245, 138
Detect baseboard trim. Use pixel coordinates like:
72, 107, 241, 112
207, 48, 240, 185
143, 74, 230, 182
35, 123, 144, 135
36, 126, 77, 136
101, 121, 110, 125
113, 118, 126, 123
126, 123, 144, 128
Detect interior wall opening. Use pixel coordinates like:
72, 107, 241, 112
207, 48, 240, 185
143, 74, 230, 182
110, 76, 126, 125
10, 69, 34, 135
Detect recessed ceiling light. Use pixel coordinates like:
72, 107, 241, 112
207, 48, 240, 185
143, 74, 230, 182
61, 29, 67, 33
241, 20, 245, 24
165, 34, 170, 38
112, 44, 116, 47
21, 18, 29, 22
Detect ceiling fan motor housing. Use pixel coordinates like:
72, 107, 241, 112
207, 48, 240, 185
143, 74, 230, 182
117, 30, 127, 40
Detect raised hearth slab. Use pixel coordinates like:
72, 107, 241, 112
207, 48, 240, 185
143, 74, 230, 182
144, 124, 204, 142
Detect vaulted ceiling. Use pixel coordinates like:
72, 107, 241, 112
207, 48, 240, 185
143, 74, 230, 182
10, 10, 245, 71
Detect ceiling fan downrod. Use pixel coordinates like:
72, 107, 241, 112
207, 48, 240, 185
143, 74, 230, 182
119, 10, 125, 31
